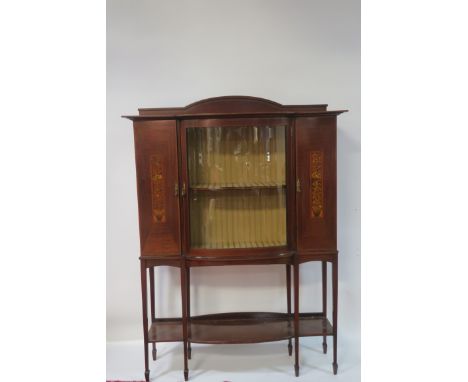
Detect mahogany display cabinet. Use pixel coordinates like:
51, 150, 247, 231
123, 96, 347, 381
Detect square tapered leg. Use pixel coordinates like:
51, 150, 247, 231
140, 261, 150, 382
332, 258, 338, 374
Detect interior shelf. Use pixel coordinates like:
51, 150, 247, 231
190, 241, 286, 249
190, 182, 286, 191
148, 312, 333, 344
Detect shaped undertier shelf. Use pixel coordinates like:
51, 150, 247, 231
148, 312, 333, 344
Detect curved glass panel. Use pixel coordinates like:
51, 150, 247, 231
187, 126, 286, 249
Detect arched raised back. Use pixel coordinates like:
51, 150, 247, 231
183, 96, 283, 114
138, 96, 328, 116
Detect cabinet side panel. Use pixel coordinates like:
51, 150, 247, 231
296, 116, 337, 252
133, 120, 181, 256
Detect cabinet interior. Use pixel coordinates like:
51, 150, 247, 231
187, 125, 287, 249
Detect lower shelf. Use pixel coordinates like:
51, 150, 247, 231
148, 312, 333, 344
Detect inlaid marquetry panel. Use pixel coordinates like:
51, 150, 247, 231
310, 151, 324, 218
296, 116, 337, 251
150, 155, 166, 223
133, 120, 180, 256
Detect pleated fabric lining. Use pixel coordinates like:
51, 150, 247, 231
187, 126, 287, 249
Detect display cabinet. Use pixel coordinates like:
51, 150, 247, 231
123, 96, 347, 381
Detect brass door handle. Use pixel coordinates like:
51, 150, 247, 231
296, 178, 301, 193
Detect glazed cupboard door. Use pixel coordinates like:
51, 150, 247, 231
295, 116, 337, 252
181, 119, 289, 254
133, 120, 181, 256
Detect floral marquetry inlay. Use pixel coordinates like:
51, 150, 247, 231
310, 151, 324, 218
150, 155, 166, 223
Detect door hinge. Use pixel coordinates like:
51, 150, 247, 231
174, 183, 179, 197
296, 178, 301, 193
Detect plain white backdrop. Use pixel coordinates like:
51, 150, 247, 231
2, 1, 468, 382
107, 0, 360, 379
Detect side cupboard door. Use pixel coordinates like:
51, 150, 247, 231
133, 120, 181, 256
295, 116, 337, 252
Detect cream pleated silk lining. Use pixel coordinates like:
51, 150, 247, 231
187, 126, 287, 249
